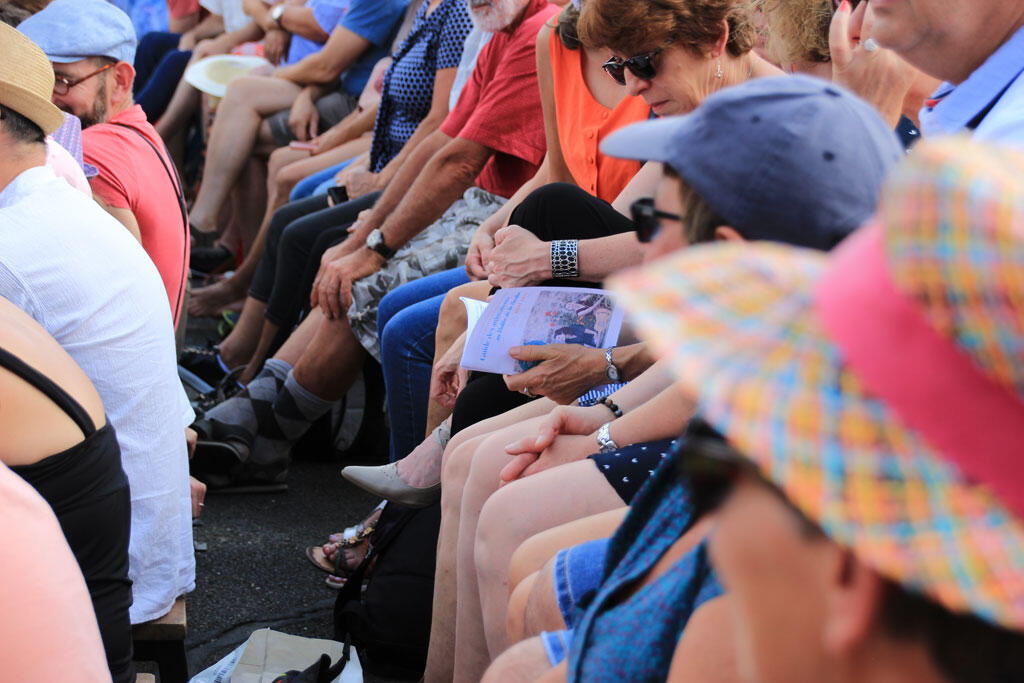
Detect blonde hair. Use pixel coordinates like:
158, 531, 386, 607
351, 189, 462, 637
756, 0, 832, 65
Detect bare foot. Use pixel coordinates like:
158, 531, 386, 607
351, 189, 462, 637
395, 435, 444, 488
189, 277, 244, 317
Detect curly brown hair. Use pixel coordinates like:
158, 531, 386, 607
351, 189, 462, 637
756, 0, 833, 64
578, 0, 756, 57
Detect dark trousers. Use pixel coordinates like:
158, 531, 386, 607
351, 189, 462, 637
134, 31, 193, 122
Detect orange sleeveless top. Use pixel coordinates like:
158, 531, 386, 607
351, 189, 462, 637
549, 29, 650, 202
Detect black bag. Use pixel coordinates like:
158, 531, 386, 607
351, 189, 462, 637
332, 501, 441, 680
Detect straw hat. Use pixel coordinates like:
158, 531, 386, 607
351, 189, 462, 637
0, 22, 63, 136
609, 137, 1024, 631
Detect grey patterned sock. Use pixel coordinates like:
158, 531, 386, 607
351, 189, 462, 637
204, 358, 291, 444
249, 369, 336, 467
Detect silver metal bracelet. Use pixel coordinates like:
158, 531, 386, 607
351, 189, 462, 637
550, 239, 579, 279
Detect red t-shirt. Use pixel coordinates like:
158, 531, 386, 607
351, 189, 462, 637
441, 0, 558, 199
84, 105, 188, 325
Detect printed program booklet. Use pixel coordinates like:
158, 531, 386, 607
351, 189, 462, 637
460, 287, 625, 375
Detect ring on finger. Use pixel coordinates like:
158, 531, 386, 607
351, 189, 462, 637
862, 37, 880, 52
521, 387, 533, 398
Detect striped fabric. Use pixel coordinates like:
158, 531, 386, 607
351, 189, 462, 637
608, 138, 1024, 631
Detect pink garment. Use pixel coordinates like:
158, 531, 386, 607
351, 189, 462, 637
84, 105, 189, 326
0, 463, 110, 681
45, 138, 91, 195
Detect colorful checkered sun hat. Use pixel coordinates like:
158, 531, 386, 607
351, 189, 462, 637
608, 136, 1024, 631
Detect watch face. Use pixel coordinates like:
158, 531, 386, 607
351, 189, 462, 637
606, 366, 620, 382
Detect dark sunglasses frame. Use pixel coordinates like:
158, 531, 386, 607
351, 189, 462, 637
674, 435, 824, 537
53, 62, 115, 96
631, 197, 681, 243
602, 48, 662, 86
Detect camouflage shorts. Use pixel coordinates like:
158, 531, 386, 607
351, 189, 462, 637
348, 186, 506, 360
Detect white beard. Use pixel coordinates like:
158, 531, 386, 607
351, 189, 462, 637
468, 0, 529, 32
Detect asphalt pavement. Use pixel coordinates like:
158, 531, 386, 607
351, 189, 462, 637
170, 313, 407, 682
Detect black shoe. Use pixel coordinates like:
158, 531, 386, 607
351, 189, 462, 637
179, 344, 229, 387
190, 244, 233, 275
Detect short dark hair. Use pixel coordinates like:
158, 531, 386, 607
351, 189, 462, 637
0, 104, 45, 145
663, 166, 729, 244
879, 580, 1024, 683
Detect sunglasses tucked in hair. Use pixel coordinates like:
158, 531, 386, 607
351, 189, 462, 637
603, 48, 662, 85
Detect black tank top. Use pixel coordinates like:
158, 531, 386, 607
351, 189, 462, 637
1, 347, 126, 515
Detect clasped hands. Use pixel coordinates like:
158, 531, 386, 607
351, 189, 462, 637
499, 403, 613, 484
466, 222, 552, 287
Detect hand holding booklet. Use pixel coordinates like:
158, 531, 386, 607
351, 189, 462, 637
460, 287, 625, 376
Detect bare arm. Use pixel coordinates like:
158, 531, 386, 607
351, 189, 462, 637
274, 25, 370, 85
93, 197, 142, 243
264, 4, 329, 42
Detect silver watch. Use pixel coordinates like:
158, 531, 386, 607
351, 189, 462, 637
604, 347, 620, 382
365, 228, 395, 259
270, 3, 286, 27
596, 422, 619, 453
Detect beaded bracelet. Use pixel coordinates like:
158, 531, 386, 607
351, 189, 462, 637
599, 396, 623, 418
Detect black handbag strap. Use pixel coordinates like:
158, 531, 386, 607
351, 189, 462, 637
109, 121, 189, 324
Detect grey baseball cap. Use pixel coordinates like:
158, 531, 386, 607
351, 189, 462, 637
601, 75, 903, 250
19, 0, 137, 65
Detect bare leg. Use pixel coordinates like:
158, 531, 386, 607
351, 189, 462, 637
475, 461, 624, 660
230, 155, 268, 255
237, 317, 281, 386
271, 306, 325, 366
506, 571, 537, 644
215, 296, 266, 368
291, 313, 365, 401
425, 432, 488, 683
189, 76, 302, 233
480, 637, 552, 683
155, 78, 201, 142
424, 400, 560, 683
454, 419, 553, 681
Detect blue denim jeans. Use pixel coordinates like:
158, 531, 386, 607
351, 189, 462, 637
377, 267, 471, 461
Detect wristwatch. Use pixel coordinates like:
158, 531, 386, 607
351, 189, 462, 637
604, 347, 620, 382
270, 3, 286, 28
596, 422, 619, 453
365, 229, 396, 260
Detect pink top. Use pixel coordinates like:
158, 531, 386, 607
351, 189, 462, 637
84, 105, 189, 325
45, 138, 91, 195
0, 463, 110, 681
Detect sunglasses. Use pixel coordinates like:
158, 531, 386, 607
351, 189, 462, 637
675, 432, 824, 537
53, 62, 115, 96
631, 197, 681, 243
602, 48, 662, 86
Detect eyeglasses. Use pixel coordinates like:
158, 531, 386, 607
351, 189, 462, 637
602, 48, 662, 86
53, 62, 115, 96
631, 197, 681, 243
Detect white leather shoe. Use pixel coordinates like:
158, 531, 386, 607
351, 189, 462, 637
341, 463, 441, 508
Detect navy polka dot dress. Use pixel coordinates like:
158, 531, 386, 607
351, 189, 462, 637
369, 0, 474, 171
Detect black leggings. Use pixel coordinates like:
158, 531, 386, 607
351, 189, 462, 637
248, 191, 381, 330
449, 182, 636, 435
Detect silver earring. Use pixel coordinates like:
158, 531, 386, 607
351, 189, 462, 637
716, 60, 723, 79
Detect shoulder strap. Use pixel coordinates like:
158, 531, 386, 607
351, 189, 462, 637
0, 347, 96, 436
109, 121, 189, 325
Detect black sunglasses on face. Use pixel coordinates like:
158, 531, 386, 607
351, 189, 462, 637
631, 197, 681, 243
674, 433, 824, 536
603, 48, 662, 86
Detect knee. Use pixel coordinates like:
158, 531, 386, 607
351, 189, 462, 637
474, 491, 513, 575
481, 637, 551, 683
507, 572, 537, 644
441, 439, 474, 513
267, 148, 292, 180
510, 182, 591, 237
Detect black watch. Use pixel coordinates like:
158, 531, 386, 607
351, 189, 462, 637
366, 229, 395, 260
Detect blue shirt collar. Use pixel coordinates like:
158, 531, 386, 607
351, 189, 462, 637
922, 24, 1024, 134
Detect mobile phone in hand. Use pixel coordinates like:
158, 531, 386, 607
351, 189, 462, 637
327, 186, 349, 206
